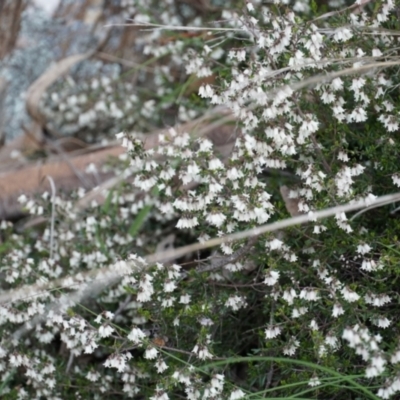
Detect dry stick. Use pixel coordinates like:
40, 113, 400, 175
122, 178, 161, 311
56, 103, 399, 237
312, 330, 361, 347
104, 22, 246, 32
2, 191, 400, 308
46, 176, 56, 260
44, 136, 91, 189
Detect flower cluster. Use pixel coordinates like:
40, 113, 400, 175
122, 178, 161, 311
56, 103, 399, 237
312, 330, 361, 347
1, 0, 400, 399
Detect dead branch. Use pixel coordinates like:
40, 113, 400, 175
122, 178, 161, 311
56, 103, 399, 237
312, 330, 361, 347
0, 144, 124, 220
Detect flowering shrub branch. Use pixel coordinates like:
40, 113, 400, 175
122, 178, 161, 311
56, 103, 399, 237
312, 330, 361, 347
1, 0, 400, 399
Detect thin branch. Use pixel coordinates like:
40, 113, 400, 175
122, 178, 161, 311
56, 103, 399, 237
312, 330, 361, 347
46, 176, 56, 260
104, 22, 247, 32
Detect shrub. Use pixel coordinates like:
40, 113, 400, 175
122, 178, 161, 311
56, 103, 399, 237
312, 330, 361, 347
1, 0, 400, 399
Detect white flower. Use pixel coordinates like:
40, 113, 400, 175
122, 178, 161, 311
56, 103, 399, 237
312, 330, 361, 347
144, 347, 159, 360
292, 307, 308, 318
246, 2, 255, 12
342, 327, 361, 347
98, 324, 114, 338
308, 376, 321, 387
331, 78, 343, 91
372, 48, 383, 57
282, 288, 297, 304
86, 371, 101, 382
104, 311, 114, 320
334, 27, 353, 42
372, 317, 391, 329
391, 348, 400, 364
337, 151, 349, 162
225, 295, 247, 311
179, 294, 191, 304
361, 258, 378, 272
309, 319, 319, 330
332, 303, 345, 317
364, 293, 391, 307
9, 353, 27, 367
299, 289, 319, 301
150, 387, 169, 400
192, 344, 213, 360
229, 388, 246, 400
206, 212, 226, 227
265, 325, 281, 339
268, 238, 283, 250
283, 337, 300, 356
137, 274, 154, 302
227, 167, 243, 180
104, 353, 127, 372
392, 174, 400, 187
163, 279, 177, 293
199, 84, 214, 98
199, 317, 214, 326
264, 270, 279, 286
325, 334, 339, 349
313, 224, 327, 234
128, 327, 147, 344
208, 158, 224, 170
198, 138, 213, 152
356, 243, 371, 255
366, 354, 386, 377
351, 107, 367, 122
155, 358, 168, 373
350, 77, 366, 92
341, 286, 360, 303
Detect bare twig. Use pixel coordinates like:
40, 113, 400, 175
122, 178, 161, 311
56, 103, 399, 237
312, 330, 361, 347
46, 176, 56, 260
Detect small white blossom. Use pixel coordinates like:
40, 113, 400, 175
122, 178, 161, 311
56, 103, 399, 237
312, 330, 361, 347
308, 376, 321, 387
264, 270, 279, 286
104, 353, 128, 372
98, 324, 114, 338
371, 317, 391, 329
282, 288, 297, 304
341, 286, 360, 303
176, 216, 199, 229
229, 388, 246, 400
283, 337, 300, 356
265, 325, 282, 339
356, 243, 371, 255
334, 27, 353, 42
144, 347, 159, 360
192, 344, 213, 360
325, 334, 339, 349
179, 294, 191, 304
225, 295, 247, 311
128, 327, 147, 344
299, 289, 319, 301
268, 238, 283, 250
292, 307, 308, 318
332, 303, 345, 317
206, 212, 226, 228
208, 158, 224, 170
155, 358, 168, 373
86, 371, 101, 382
